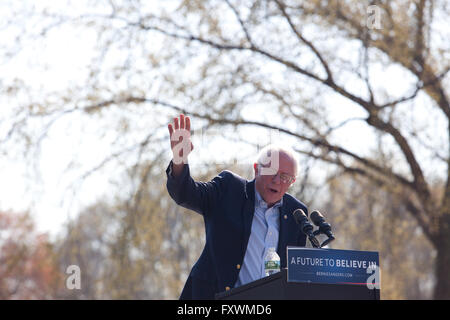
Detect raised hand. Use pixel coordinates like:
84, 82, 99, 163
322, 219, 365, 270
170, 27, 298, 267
168, 114, 194, 173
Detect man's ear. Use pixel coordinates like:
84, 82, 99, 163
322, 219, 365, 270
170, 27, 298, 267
290, 177, 296, 186
253, 163, 259, 177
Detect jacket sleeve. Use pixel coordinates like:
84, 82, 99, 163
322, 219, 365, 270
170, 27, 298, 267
165, 161, 230, 216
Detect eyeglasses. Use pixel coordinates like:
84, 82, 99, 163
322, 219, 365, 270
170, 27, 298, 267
258, 164, 296, 184
273, 172, 296, 184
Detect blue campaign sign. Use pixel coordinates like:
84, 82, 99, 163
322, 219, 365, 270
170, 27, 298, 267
287, 247, 380, 286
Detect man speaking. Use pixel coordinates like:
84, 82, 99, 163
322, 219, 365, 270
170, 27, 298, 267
166, 114, 308, 299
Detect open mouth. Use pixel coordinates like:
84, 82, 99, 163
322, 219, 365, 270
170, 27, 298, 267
268, 188, 278, 194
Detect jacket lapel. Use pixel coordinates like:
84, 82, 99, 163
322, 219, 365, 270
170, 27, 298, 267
241, 179, 255, 256
277, 197, 298, 268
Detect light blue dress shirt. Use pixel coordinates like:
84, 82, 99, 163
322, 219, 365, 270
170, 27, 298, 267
234, 186, 283, 288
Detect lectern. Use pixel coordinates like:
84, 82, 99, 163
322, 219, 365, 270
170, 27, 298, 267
215, 269, 379, 300
215, 247, 380, 300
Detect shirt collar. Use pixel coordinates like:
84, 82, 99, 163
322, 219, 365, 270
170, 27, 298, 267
254, 184, 283, 210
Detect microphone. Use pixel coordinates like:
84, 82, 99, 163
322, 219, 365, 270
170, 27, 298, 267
310, 210, 335, 247
292, 209, 320, 248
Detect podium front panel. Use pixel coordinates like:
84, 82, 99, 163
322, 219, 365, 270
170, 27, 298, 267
216, 269, 380, 300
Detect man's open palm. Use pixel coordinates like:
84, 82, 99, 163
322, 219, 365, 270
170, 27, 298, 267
168, 114, 194, 165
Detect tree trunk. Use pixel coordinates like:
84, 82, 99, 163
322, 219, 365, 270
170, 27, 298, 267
433, 213, 450, 299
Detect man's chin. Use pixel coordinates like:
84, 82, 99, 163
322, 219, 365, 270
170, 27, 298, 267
264, 193, 282, 205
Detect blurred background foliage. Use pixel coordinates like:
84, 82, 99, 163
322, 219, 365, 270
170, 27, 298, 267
0, 0, 448, 299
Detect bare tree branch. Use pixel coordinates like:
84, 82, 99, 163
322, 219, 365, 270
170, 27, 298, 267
138, 98, 417, 192
224, 0, 254, 46
379, 65, 450, 109
273, 0, 334, 82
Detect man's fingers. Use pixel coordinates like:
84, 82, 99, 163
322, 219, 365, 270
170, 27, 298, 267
169, 115, 192, 153
186, 116, 191, 132
180, 114, 185, 130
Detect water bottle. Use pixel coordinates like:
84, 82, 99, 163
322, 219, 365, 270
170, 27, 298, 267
264, 247, 280, 276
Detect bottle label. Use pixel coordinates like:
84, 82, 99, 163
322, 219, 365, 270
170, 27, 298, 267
265, 261, 280, 269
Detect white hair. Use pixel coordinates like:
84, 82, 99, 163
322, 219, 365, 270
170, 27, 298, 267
255, 144, 299, 176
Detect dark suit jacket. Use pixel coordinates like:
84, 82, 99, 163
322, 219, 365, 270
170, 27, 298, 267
166, 161, 308, 299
